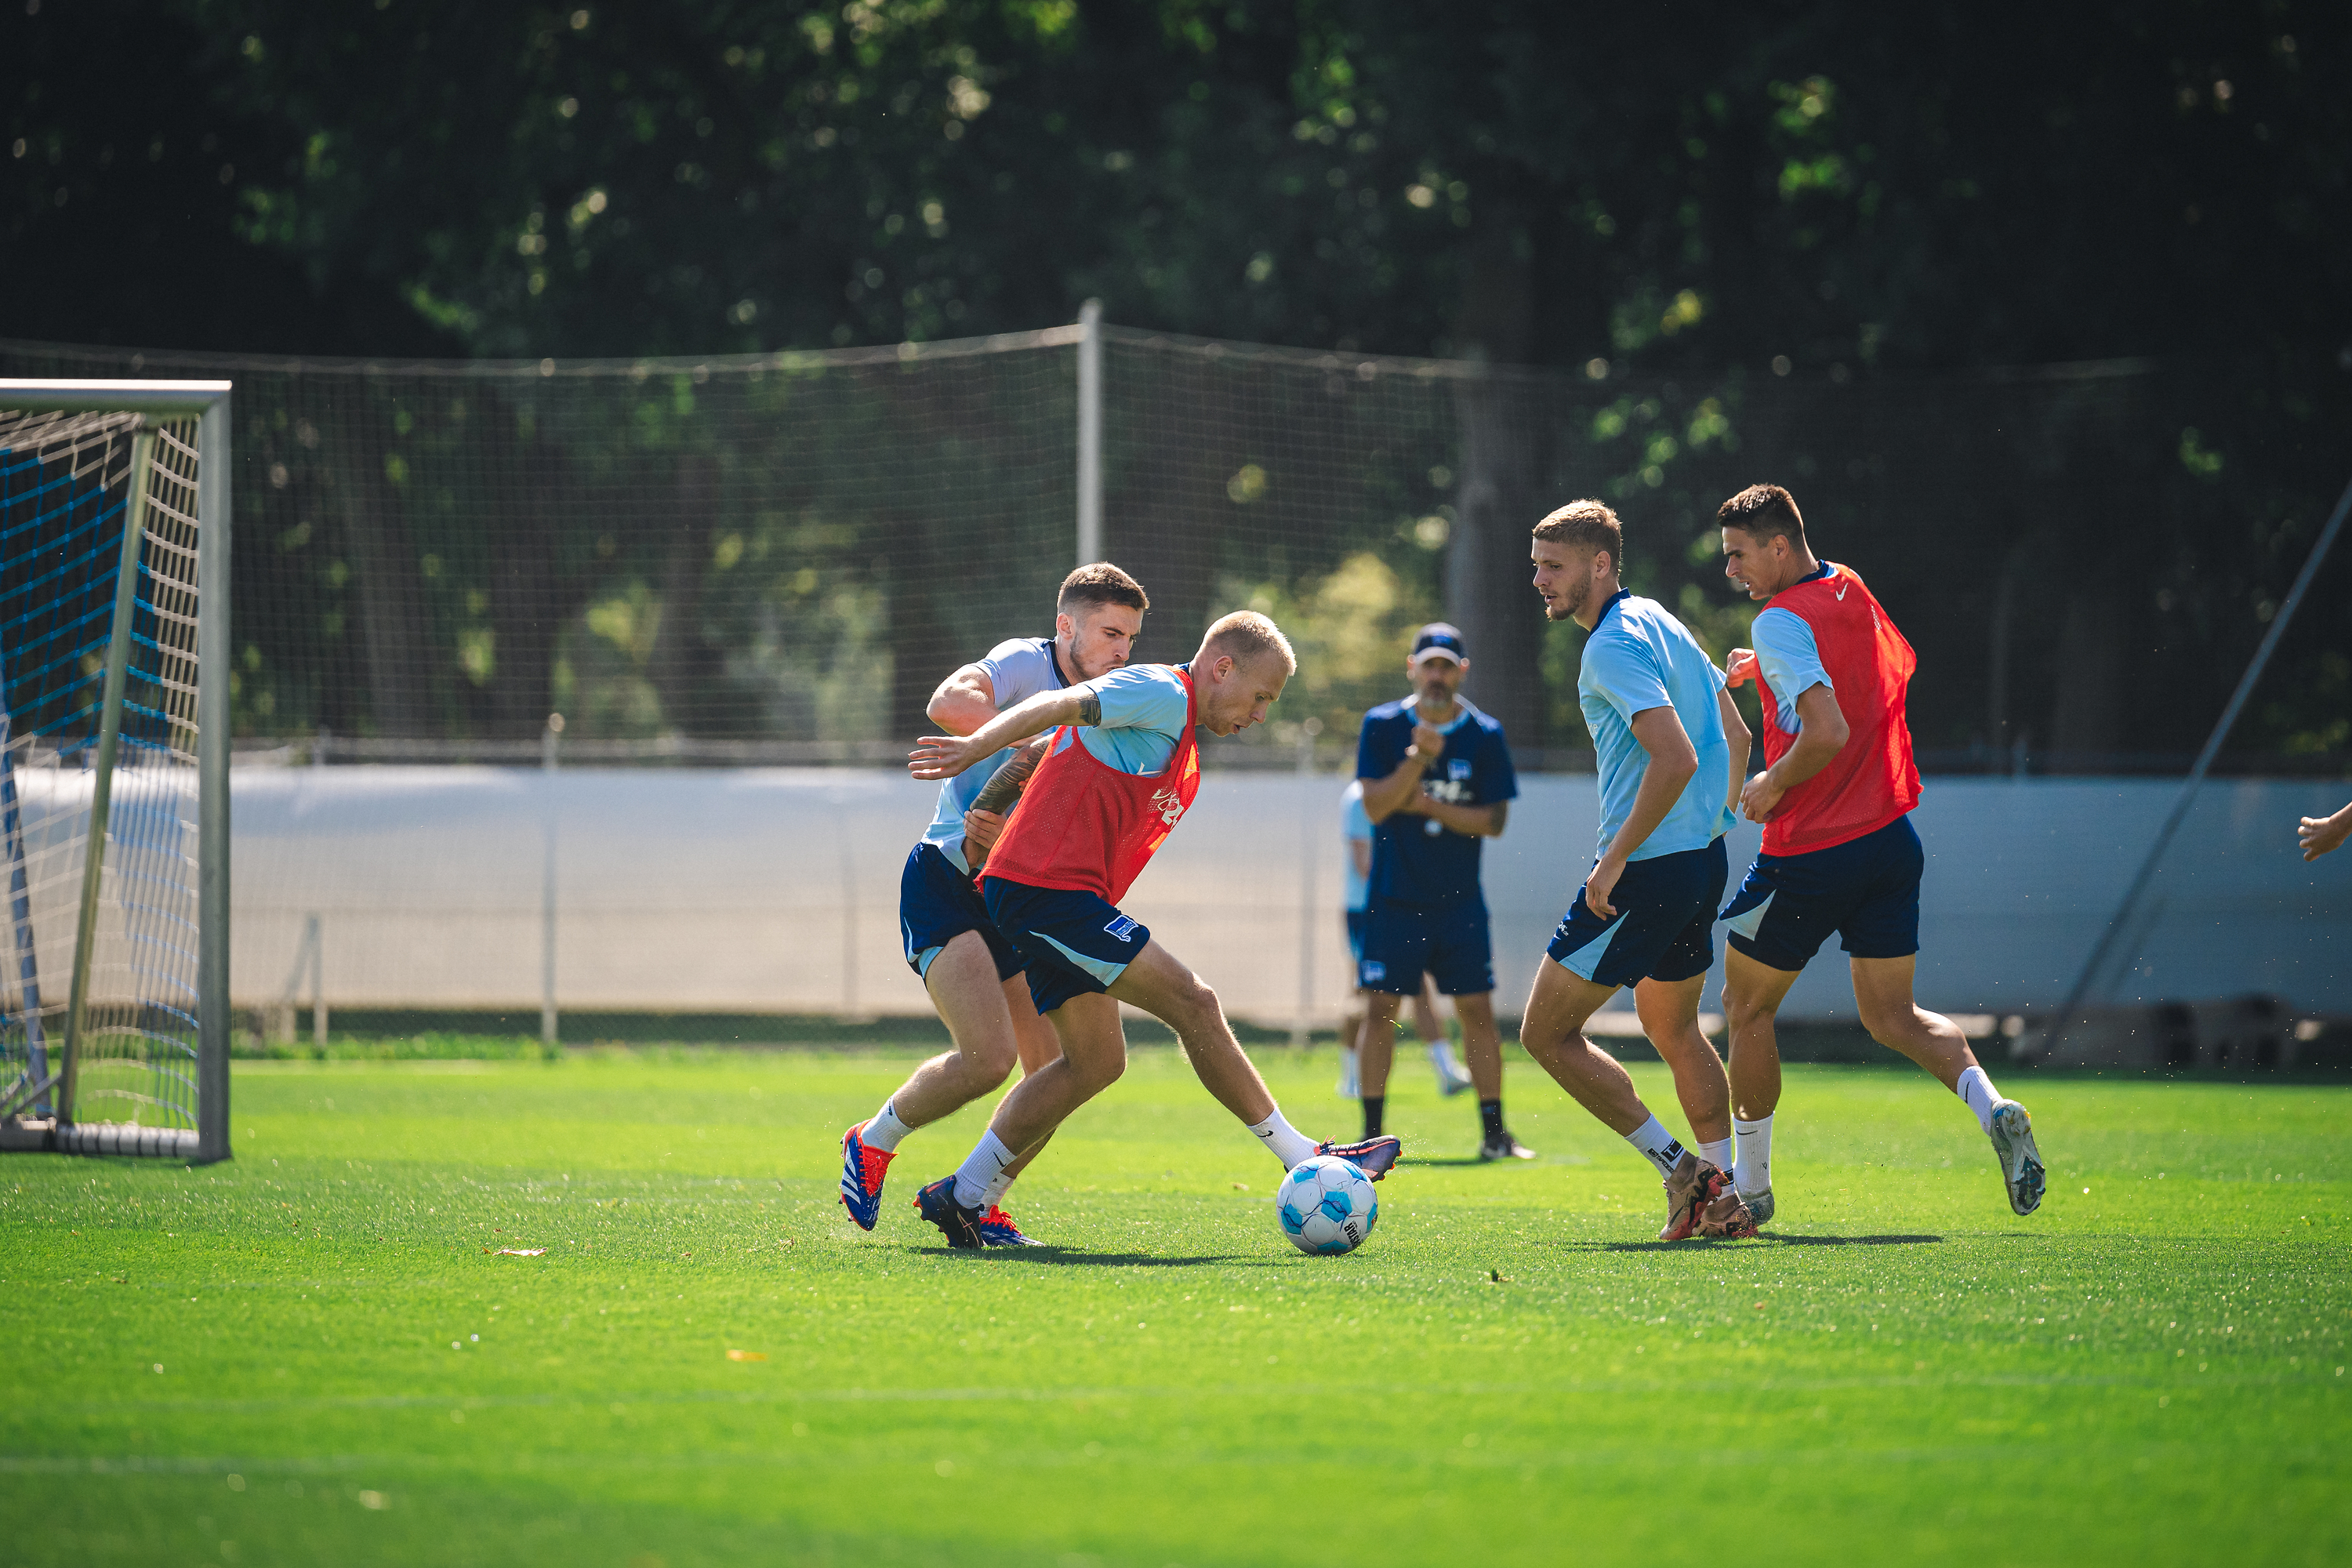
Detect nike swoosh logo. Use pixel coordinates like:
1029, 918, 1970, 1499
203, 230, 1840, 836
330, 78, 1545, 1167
1835, 579, 1849, 600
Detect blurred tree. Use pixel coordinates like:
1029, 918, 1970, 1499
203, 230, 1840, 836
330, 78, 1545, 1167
5, 1, 2346, 758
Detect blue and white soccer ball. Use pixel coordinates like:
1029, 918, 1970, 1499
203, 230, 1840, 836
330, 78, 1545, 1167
1277, 1155, 1378, 1255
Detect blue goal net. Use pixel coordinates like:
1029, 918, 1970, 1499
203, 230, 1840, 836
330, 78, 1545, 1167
0, 408, 205, 1145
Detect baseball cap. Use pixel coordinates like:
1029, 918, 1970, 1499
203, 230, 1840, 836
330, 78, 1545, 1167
1410, 622, 1467, 662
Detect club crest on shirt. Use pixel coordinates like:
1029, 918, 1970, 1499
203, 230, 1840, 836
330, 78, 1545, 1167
1149, 783, 1187, 827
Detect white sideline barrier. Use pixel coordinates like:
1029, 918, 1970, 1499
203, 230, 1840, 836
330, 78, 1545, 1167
224, 768, 2352, 1026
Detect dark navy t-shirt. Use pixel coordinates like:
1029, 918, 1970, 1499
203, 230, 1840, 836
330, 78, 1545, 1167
1356, 697, 1518, 907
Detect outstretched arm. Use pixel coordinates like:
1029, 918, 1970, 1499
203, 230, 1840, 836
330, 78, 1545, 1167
2302, 801, 2352, 861
909, 686, 1094, 780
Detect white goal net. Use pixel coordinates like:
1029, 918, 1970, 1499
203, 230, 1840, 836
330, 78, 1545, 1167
0, 383, 230, 1159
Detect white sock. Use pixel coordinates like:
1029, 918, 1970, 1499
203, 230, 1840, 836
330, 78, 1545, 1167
1427, 1037, 1461, 1073
981, 1166, 1017, 1210
1336, 1045, 1359, 1095
1623, 1114, 1687, 1178
1697, 1136, 1733, 1175
1956, 1065, 2000, 1134
1733, 1115, 1773, 1197
952, 1130, 1017, 1209
1248, 1107, 1319, 1168
862, 1099, 913, 1153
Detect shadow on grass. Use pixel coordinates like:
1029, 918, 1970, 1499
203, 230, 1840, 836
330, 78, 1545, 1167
1570, 1232, 1945, 1252
1396, 1156, 1489, 1168
911, 1247, 1258, 1267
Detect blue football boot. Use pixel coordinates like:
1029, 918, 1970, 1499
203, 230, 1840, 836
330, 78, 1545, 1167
837, 1123, 895, 1231
976, 1206, 1043, 1247
1316, 1134, 1403, 1181
912, 1175, 988, 1250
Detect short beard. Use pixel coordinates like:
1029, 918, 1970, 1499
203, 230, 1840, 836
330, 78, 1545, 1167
1546, 579, 1590, 622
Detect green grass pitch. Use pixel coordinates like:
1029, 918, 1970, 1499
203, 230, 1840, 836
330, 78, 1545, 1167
4, 1047, 2347, 1567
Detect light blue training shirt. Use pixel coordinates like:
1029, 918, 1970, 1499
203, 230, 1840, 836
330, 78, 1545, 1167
1044, 662, 1193, 775
919, 636, 1068, 873
1576, 590, 1737, 862
1748, 570, 1836, 738
1340, 778, 1373, 913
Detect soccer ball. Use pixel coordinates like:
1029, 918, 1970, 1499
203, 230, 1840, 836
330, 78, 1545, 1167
1277, 1155, 1378, 1255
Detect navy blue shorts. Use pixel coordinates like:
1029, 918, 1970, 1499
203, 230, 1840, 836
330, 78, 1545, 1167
981, 877, 1152, 1016
898, 843, 1023, 982
1345, 909, 1368, 967
1359, 895, 1493, 996
1547, 837, 1729, 989
1722, 813, 1922, 972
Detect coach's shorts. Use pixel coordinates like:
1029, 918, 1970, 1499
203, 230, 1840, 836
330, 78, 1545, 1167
1722, 813, 1922, 972
899, 842, 1023, 982
1359, 895, 1493, 996
1345, 909, 1369, 968
981, 876, 1152, 1016
1547, 837, 1729, 989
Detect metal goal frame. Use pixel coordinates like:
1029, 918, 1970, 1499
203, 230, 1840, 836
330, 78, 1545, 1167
0, 379, 231, 1163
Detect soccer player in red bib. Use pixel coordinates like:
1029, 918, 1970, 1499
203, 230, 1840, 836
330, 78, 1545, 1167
1715, 484, 2046, 1222
903, 611, 1401, 1249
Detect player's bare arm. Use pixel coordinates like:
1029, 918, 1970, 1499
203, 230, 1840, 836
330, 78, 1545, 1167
909, 687, 1090, 779
1740, 682, 1847, 822
1411, 796, 1508, 838
1360, 720, 1445, 822
960, 735, 1051, 867
2301, 801, 2352, 861
1717, 684, 1752, 822
926, 663, 1000, 737
1586, 706, 1699, 920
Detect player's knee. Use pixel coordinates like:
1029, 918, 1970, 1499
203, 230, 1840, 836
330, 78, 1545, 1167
1857, 997, 1915, 1046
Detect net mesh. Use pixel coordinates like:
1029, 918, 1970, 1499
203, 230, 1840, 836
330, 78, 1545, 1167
2, 331, 2338, 774
0, 407, 203, 1129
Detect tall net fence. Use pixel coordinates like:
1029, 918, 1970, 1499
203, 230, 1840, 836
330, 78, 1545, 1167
0, 329, 2341, 1032
2, 329, 2343, 774
0, 408, 204, 1129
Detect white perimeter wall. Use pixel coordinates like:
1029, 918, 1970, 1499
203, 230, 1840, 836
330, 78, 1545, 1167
224, 767, 2351, 1025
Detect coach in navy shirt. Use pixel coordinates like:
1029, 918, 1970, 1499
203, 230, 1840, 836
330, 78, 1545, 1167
1354, 623, 1531, 1161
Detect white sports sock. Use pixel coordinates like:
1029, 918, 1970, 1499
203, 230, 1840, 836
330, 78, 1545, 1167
952, 1130, 1017, 1210
1697, 1136, 1733, 1175
981, 1166, 1017, 1210
862, 1099, 913, 1153
1336, 1045, 1360, 1098
1624, 1115, 1687, 1178
1733, 1115, 1773, 1198
1427, 1037, 1461, 1072
1956, 1065, 2000, 1134
1248, 1107, 1319, 1168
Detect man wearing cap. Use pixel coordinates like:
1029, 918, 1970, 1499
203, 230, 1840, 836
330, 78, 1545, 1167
1352, 623, 1531, 1161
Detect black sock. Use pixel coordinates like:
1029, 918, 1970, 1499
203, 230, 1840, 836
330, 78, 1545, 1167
1362, 1097, 1385, 1140
1479, 1098, 1505, 1140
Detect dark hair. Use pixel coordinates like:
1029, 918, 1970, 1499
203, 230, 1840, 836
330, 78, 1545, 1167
1058, 561, 1149, 615
1531, 499, 1622, 564
1717, 484, 1806, 545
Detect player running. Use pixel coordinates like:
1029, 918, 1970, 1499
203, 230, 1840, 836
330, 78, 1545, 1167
1520, 501, 1756, 1240
1715, 483, 2045, 1221
837, 564, 1149, 1247
904, 612, 1399, 1250
1352, 625, 1529, 1160
1334, 779, 1458, 1101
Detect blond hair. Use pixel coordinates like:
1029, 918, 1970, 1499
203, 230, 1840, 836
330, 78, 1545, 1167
1198, 610, 1297, 675
1532, 499, 1622, 562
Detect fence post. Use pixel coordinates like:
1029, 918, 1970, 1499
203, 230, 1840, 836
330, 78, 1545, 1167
1293, 720, 1321, 1048
1076, 299, 1102, 565
541, 713, 562, 1047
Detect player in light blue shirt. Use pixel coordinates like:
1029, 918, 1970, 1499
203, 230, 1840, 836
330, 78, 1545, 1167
1520, 500, 1760, 1241
1744, 591, 1835, 742
838, 564, 1148, 1247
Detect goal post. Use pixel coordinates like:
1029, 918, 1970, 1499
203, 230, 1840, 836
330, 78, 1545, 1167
0, 379, 230, 1163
